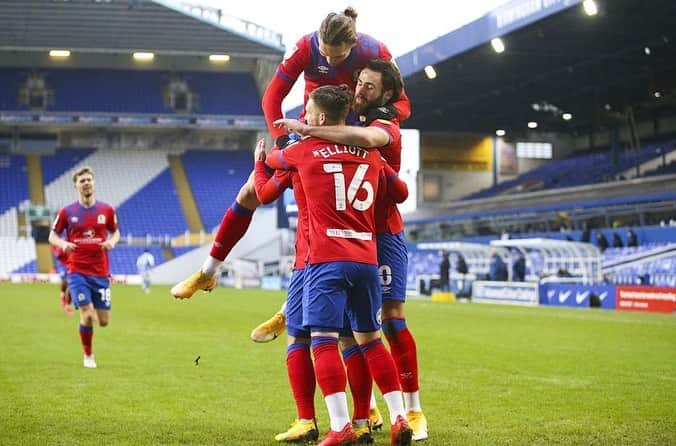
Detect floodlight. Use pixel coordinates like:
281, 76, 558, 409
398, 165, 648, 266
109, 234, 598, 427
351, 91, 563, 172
562, 113, 573, 121
527, 121, 538, 129
49, 50, 71, 58
491, 38, 505, 53
583, 0, 598, 16
424, 65, 437, 80
209, 54, 230, 62
133, 52, 155, 61
496, 129, 506, 137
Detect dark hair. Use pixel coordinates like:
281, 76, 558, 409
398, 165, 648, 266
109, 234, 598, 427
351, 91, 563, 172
310, 85, 353, 123
319, 7, 358, 46
362, 59, 404, 102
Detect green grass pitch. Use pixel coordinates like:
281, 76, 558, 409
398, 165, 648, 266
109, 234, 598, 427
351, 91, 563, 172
1, 283, 674, 445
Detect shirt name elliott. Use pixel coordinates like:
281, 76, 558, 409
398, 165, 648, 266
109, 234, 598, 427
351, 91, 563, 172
313, 145, 368, 159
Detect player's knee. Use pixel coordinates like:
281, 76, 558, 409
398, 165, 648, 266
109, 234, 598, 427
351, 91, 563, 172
237, 183, 260, 210
99, 320, 109, 327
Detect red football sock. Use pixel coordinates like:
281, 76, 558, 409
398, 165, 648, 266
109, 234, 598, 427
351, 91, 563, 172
360, 338, 400, 395
79, 324, 93, 356
287, 344, 316, 420
312, 337, 346, 397
342, 344, 372, 421
209, 202, 254, 261
382, 318, 420, 392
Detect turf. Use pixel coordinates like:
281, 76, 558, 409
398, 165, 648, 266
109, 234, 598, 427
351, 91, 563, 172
0, 283, 674, 445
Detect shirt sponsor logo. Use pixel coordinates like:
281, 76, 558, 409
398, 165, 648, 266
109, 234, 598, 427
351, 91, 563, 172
326, 228, 372, 240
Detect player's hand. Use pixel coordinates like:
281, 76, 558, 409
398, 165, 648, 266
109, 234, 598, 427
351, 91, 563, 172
254, 139, 267, 161
100, 241, 116, 251
273, 119, 309, 137
362, 104, 397, 125
61, 241, 77, 253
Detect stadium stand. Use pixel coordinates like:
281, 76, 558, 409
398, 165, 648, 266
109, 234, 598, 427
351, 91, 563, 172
0, 68, 261, 115
109, 245, 164, 275
115, 169, 188, 237
44, 149, 174, 216
0, 154, 29, 215
181, 150, 253, 230
41, 148, 96, 185
0, 237, 36, 274
465, 142, 675, 200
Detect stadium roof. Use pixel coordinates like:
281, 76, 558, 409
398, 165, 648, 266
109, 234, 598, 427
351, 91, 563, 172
397, 0, 676, 136
0, 0, 284, 59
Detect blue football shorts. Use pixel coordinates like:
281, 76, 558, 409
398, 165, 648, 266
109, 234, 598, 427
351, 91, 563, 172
286, 268, 310, 338
303, 261, 381, 334
67, 273, 111, 310
377, 231, 408, 302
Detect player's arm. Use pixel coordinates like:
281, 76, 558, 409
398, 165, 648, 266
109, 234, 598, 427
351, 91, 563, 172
49, 209, 76, 252
101, 229, 120, 251
384, 163, 408, 203
261, 36, 311, 140
274, 120, 389, 148
264, 143, 300, 171
253, 139, 292, 204
101, 208, 120, 250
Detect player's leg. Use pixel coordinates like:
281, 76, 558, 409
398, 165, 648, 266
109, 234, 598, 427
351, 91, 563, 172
347, 263, 411, 446
69, 273, 98, 368
171, 171, 260, 299
378, 231, 427, 441
274, 269, 318, 443
305, 263, 357, 445
339, 333, 374, 445
251, 299, 287, 343
61, 276, 73, 315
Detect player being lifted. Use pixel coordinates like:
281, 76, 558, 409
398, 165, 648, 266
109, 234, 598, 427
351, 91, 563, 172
170, 6, 410, 300
269, 59, 429, 441
49, 166, 119, 368
264, 85, 412, 446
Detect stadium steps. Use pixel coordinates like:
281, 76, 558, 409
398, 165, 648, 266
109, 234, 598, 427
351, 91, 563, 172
35, 242, 54, 273
167, 155, 204, 233
44, 149, 173, 212
0, 237, 36, 276
25, 154, 46, 205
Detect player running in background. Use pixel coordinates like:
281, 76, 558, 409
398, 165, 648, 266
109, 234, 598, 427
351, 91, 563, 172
272, 59, 428, 441
136, 249, 155, 294
49, 166, 119, 369
171, 6, 410, 301
52, 245, 73, 315
265, 85, 412, 446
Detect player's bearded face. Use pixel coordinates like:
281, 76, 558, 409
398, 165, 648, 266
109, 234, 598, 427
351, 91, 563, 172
354, 70, 385, 115
75, 174, 95, 198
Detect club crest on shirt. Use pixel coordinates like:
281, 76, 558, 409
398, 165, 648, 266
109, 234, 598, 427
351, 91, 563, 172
70, 216, 79, 223
97, 214, 106, 224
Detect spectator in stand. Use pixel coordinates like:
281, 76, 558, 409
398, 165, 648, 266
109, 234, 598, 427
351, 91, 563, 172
456, 254, 468, 275
581, 226, 591, 243
627, 228, 638, 247
612, 232, 624, 248
596, 232, 609, 252
439, 251, 450, 292
512, 252, 526, 282
489, 251, 508, 281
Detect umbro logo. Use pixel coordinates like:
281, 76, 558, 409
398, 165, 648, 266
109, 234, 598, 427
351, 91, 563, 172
318, 65, 329, 74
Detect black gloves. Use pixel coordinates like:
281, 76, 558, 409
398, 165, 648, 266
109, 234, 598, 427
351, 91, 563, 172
362, 104, 397, 125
